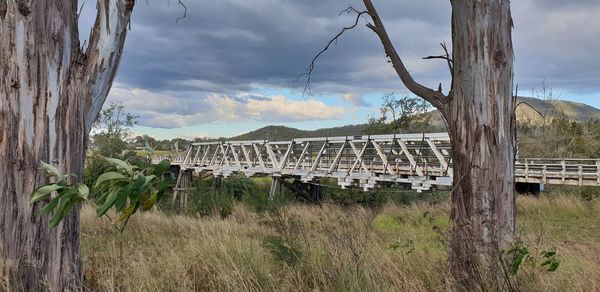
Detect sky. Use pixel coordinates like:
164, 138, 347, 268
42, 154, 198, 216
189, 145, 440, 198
80, 0, 600, 140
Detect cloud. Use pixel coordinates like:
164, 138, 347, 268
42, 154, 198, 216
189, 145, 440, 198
108, 85, 345, 128
83, 0, 600, 132
340, 93, 370, 107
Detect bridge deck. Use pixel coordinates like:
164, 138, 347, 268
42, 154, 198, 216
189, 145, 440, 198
154, 133, 600, 191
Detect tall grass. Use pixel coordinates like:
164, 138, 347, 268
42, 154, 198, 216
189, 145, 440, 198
81, 192, 600, 291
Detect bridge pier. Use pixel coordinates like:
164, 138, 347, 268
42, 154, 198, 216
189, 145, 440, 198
269, 176, 284, 201
173, 169, 193, 209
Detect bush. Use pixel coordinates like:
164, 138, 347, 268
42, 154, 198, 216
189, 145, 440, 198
321, 178, 450, 208
579, 186, 600, 201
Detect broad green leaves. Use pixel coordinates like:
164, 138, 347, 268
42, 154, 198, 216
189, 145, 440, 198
31, 157, 173, 231
30, 184, 66, 204
94, 172, 127, 188
29, 163, 88, 228
503, 245, 561, 276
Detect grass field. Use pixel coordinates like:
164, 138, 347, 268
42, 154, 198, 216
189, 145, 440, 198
81, 190, 600, 291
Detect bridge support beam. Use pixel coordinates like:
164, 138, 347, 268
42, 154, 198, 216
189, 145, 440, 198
269, 176, 284, 201
173, 169, 194, 208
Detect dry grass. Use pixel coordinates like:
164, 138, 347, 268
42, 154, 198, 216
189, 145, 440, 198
81, 193, 600, 291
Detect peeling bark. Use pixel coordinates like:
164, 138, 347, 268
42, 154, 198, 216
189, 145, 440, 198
0, 1, 134, 290
446, 1, 515, 288
363, 0, 515, 289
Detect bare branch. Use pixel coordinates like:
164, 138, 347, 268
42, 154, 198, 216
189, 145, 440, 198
300, 8, 372, 94
362, 0, 450, 109
176, 0, 187, 23
440, 42, 453, 76
423, 55, 452, 61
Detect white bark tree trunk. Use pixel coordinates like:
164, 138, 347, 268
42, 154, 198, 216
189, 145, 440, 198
0, 1, 133, 290
362, 0, 516, 289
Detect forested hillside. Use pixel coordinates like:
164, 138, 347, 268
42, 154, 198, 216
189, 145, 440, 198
231, 96, 599, 141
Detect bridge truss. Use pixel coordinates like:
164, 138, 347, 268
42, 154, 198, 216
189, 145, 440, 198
156, 133, 600, 192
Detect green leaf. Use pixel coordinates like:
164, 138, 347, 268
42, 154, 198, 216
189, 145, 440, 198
39, 195, 61, 216
49, 196, 81, 228
152, 160, 171, 176
39, 161, 62, 178
510, 249, 529, 275
155, 179, 173, 202
105, 157, 132, 173
114, 202, 140, 228
30, 184, 65, 204
130, 174, 147, 195
96, 190, 119, 217
141, 192, 158, 211
94, 172, 127, 188
115, 185, 131, 212
547, 260, 560, 272
76, 183, 90, 200
542, 250, 556, 258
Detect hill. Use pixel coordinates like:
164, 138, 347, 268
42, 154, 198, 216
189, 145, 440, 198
232, 124, 368, 141
516, 96, 600, 123
231, 97, 600, 141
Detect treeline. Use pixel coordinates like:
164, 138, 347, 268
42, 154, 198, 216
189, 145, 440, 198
518, 116, 600, 158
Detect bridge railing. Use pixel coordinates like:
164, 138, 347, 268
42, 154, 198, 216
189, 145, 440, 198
152, 134, 600, 190
160, 133, 453, 191
515, 158, 600, 186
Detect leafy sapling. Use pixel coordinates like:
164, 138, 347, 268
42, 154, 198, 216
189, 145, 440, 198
30, 162, 89, 228
31, 157, 173, 231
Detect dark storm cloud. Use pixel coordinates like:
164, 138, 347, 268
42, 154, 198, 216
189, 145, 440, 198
100, 0, 452, 94
80, 0, 600, 128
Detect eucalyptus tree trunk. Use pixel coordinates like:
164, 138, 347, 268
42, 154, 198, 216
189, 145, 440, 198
0, 1, 134, 290
446, 1, 516, 288
362, 0, 515, 289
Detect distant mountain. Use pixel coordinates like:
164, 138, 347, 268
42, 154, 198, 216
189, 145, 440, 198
516, 96, 600, 123
230, 97, 600, 141
232, 124, 368, 141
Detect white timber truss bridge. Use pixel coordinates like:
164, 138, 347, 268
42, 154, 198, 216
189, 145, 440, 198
153, 132, 600, 196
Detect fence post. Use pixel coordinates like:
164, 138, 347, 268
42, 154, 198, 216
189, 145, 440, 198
561, 160, 566, 184
596, 160, 600, 185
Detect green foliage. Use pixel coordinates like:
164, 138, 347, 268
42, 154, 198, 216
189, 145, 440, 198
263, 235, 303, 266
91, 102, 138, 158
93, 157, 173, 230
260, 206, 304, 266
579, 186, 600, 201
193, 176, 259, 218
366, 93, 439, 135
30, 162, 88, 228
32, 157, 173, 231
506, 246, 530, 276
503, 244, 561, 277
518, 113, 600, 159
321, 179, 449, 208
540, 250, 561, 272
196, 187, 235, 219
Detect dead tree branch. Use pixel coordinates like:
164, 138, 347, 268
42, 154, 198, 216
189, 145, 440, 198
362, 0, 450, 109
176, 0, 187, 23
300, 8, 372, 94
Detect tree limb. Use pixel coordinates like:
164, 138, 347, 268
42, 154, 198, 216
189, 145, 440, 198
362, 0, 450, 109
176, 0, 187, 23
300, 8, 372, 94
84, 0, 135, 133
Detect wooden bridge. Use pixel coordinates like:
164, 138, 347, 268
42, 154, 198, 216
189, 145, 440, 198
154, 133, 600, 192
